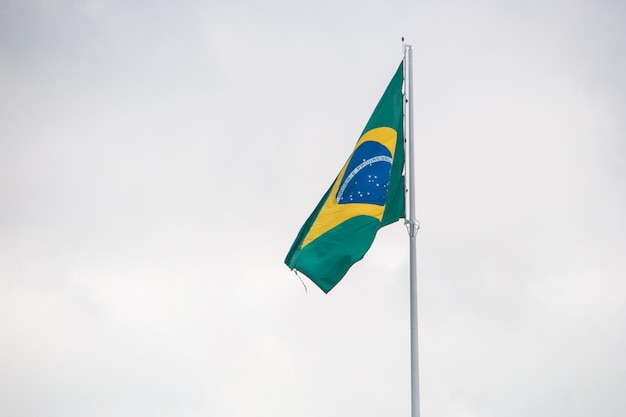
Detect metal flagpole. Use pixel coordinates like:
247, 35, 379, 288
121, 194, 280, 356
404, 42, 421, 417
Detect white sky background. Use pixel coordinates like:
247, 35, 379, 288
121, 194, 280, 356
1, 0, 625, 416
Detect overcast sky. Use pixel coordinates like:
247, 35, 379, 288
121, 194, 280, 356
1, 1, 625, 416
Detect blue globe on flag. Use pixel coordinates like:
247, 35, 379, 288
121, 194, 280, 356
336, 141, 393, 206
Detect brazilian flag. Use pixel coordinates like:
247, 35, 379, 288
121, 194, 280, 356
285, 62, 405, 293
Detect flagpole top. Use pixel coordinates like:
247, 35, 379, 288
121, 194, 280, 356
402, 37, 412, 53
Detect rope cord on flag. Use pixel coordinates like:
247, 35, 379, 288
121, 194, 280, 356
293, 270, 308, 293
